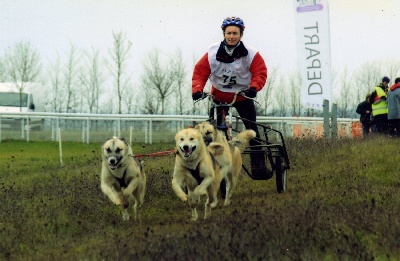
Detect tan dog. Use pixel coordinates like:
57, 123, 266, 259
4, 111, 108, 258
100, 137, 146, 221
172, 128, 223, 221
195, 121, 256, 206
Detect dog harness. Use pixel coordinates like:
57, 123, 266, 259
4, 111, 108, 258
115, 156, 142, 188
116, 174, 127, 188
187, 152, 217, 184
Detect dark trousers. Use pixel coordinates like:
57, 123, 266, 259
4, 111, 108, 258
210, 99, 260, 140
373, 114, 388, 133
389, 119, 400, 137
210, 100, 272, 180
361, 120, 371, 136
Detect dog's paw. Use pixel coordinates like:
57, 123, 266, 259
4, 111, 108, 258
191, 208, 198, 221
223, 199, 231, 206
189, 194, 201, 205
204, 206, 211, 219
110, 198, 122, 205
119, 196, 129, 205
122, 211, 130, 221
178, 193, 188, 202
210, 198, 218, 208
192, 188, 204, 198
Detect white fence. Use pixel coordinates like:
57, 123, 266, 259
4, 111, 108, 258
0, 112, 361, 143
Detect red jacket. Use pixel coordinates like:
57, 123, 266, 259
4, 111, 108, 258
192, 52, 267, 103
390, 83, 400, 91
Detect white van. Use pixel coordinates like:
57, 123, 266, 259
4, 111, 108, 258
0, 84, 36, 112
0, 82, 43, 129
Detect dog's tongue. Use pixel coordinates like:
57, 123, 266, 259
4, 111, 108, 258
182, 146, 196, 157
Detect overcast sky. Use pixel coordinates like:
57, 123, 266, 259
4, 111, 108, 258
2, 0, 399, 83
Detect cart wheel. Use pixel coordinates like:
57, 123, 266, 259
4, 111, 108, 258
275, 156, 287, 193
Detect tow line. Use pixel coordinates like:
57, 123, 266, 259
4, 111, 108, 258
134, 149, 176, 159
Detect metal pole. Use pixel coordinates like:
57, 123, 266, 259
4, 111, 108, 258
56, 117, 60, 141
129, 126, 133, 145
26, 116, 30, 142
149, 118, 153, 145
58, 127, 63, 166
118, 118, 121, 137
21, 118, 25, 139
144, 121, 148, 144
51, 119, 55, 141
86, 118, 90, 144
82, 124, 85, 143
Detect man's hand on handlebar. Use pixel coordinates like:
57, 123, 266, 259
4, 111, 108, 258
192, 91, 207, 101
240, 87, 257, 98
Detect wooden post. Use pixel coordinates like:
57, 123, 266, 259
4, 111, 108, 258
331, 103, 337, 140
323, 99, 330, 139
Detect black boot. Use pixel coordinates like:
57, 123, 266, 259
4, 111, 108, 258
249, 140, 272, 179
220, 179, 226, 199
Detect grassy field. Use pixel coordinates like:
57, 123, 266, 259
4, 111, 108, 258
1, 135, 400, 260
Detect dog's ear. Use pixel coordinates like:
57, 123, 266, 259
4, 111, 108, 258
119, 137, 129, 146
209, 119, 217, 126
192, 121, 198, 127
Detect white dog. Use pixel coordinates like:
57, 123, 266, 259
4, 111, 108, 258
195, 121, 256, 206
100, 137, 146, 221
172, 128, 223, 221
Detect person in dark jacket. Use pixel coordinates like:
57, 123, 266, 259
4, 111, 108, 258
387, 77, 400, 137
356, 94, 372, 136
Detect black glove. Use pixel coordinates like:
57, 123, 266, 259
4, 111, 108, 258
242, 87, 257, 98
192, 91, 204, 101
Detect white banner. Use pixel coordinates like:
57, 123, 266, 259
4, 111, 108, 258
294, 0, 332, 110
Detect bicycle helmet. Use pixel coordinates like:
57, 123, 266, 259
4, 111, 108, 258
221, 16, 245, 30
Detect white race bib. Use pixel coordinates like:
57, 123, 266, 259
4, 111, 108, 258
208, 42, 257, 93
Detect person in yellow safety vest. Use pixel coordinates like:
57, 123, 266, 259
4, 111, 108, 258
369, 76, 390, 133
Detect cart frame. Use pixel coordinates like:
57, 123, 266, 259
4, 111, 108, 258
194, 92, 291, 193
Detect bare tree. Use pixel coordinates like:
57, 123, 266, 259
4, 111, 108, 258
0, 55, 6, 81
142, 88, 160, 114
122, 83, 136, 113
141, 48, 174, 114
336, 68, 354, 117
385, 59, 400, 84
80, 48, 104, 113
170, 49, 190, 115
258, 67, 278, 116
354, 61, 381, 102
5, 41, 41, 111
100, 96, 114, 114
287, 69, 302, 116
48, 55, 64, 112
274, 75, 287, 116
64, 43, 80, 112
108, 31, 132, 114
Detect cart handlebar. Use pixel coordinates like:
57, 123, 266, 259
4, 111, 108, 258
193, 91, 260, 106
